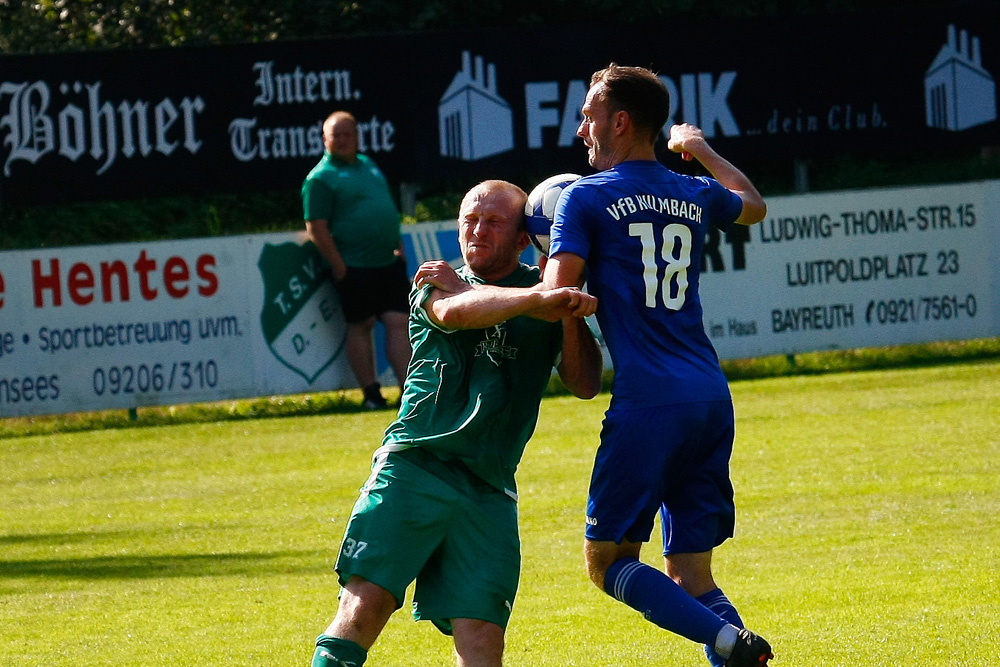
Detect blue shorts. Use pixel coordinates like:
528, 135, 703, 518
585, 400, 736, 554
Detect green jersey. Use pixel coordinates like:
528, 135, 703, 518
379, 263, 563, 500
301, 152, 401, 268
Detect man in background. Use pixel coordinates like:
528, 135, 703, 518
302, 111, 411, 409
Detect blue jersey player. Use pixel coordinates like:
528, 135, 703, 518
543, 64, 774, 667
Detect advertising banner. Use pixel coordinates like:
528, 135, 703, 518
2, 181, 998, 419
1, 2, 997, 206
0, 233, 349, 417
700, 182, 999, 358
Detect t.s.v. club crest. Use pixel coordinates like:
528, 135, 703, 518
258, 241, 346, 382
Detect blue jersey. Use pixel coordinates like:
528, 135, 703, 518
549, 160, 743, 409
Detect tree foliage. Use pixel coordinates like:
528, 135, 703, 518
0, 0, 954, 54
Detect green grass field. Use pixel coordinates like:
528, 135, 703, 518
2, 359, 998, 666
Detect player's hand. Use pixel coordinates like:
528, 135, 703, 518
668, 123, 706, 162
563, 288, 597, 318
530, 287, 597, 321
414, 260, 465, 293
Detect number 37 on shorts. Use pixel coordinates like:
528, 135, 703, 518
342, 538, 368, 559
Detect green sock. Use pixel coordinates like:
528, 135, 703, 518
312, 635, 368, 667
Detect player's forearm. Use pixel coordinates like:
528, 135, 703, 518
433, 286, 544, 330
557, 317, 603, 399
434, 284, 594, 329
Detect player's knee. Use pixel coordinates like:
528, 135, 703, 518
453, 619, 504, 667
583, 540, 620, 591
334, 576, 398, 635
584, 556, 608, 590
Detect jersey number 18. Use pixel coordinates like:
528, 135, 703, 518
628, 222, 692, 311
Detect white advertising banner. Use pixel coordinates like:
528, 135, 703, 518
0, 232, 356, 418
699, 181, 999, 358
1, 181, 998, 418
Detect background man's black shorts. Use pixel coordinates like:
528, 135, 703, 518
336, 258, 411, 324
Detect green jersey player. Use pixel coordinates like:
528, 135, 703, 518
310, 180, 603, 667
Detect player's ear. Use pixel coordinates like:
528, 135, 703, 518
613, 109, 629, 134
515, 230, 530, 253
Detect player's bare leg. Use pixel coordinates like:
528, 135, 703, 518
312, 576, 396, 667
664, 550, 717, 598
324, 576, 396, 649
665, 550, 751, 666
452, 618, 504, 667
584, 537, 641, 589
345, 318, 378, 388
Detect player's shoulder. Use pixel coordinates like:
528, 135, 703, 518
357, 153, 389, 181
563, 171, 615, 200
575, 170, 619, 187
671, 170, 722, 192
566, 163, 668, 199
648, 168, 727, 202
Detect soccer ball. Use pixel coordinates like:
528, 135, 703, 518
524, 173, 581, 255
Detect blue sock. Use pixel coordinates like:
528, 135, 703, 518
603, 557, 727, 646
312, 635, 367, 667
697, 589, 744, 667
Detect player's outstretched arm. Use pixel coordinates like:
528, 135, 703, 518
426, 286, 596, 330
667, 123, 767, 226
416, 260, 597, 330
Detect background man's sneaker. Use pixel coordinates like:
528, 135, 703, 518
362, 395, 388, 410
725, 628, 773, 667
362, 382, 388, 410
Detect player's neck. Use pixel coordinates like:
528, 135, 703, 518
610, 141, 656, 167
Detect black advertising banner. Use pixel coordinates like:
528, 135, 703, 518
1, 2, 997, 206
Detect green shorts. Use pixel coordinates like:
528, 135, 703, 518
335, 446, 520, 634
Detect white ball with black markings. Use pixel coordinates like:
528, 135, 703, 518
524, 173, 581, 255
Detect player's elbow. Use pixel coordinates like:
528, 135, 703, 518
560, 365, 603, 400
434, 303, 472, 330
736, 197, 767, 226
